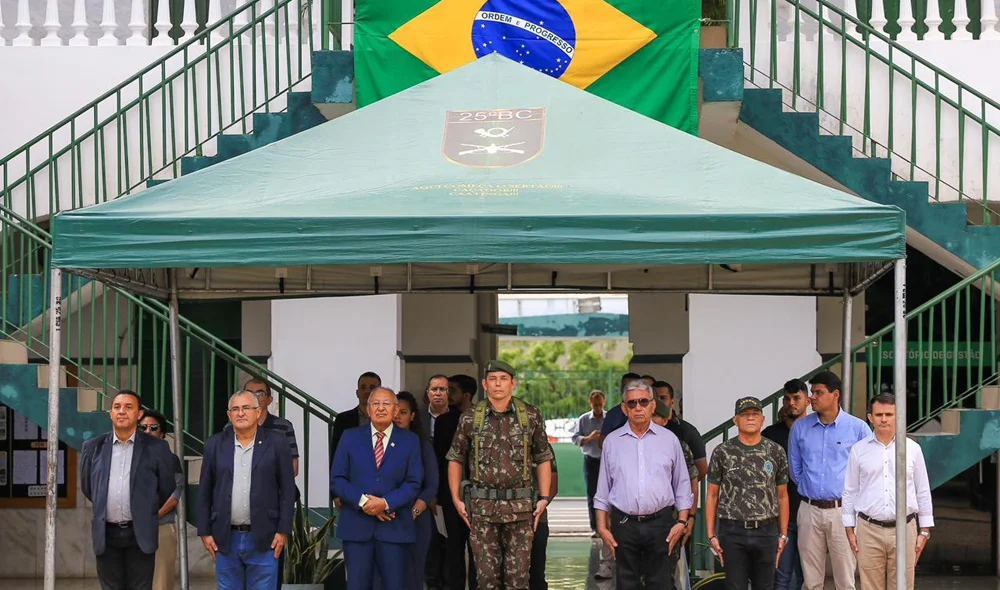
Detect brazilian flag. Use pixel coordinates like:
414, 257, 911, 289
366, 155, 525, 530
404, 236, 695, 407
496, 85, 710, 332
354, 0, 701, 135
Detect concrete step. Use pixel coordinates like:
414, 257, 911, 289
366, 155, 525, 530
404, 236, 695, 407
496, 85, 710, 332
0, 339, 28, 364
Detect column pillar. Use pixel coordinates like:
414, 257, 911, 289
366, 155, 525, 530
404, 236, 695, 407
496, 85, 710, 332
628, 293, 689, 404
400, 294, 493, 395
817, 292, 867, 416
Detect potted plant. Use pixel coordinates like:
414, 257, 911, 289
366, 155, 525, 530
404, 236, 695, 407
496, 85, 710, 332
702, 0, 730, 48
283, 502, 343, 589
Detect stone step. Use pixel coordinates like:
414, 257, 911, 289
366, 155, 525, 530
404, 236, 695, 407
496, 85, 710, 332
0, 339, 28, 364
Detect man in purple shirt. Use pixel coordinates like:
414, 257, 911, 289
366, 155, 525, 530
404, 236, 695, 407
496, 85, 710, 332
594, 381, 694, 590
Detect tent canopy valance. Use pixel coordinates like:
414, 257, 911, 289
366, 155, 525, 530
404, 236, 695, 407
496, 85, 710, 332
51, 54, 905, 299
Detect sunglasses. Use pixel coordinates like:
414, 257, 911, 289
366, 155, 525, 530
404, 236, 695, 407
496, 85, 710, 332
624, 398, 652, 409
138, 424, 160, 432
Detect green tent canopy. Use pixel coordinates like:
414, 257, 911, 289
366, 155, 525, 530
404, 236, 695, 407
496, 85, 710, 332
51, 54, 904, 299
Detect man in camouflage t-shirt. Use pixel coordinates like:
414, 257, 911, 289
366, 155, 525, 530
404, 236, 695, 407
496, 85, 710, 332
705, 396, 790, 590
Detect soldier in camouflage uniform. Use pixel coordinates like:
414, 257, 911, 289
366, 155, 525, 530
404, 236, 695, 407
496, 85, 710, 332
705, 396, 790, 590
446, 360, 554, 590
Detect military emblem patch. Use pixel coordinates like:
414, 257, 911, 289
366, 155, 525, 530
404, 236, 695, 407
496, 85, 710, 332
442, 108, 546, 168
764, 460, 774, 475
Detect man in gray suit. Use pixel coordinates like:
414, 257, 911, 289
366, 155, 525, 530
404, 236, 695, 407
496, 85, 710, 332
81, 390, 178, 590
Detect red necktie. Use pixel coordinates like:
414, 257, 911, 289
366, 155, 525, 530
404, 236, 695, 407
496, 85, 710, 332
374, 431, 385, 469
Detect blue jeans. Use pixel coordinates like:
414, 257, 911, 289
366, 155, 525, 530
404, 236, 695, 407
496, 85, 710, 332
216, 530, 279, 590
774, 519, 803, 590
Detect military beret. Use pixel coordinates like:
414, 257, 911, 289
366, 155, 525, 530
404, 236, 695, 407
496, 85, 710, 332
484, 359, 516, 378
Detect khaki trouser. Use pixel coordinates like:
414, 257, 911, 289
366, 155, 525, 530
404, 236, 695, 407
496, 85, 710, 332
856, 517, 917, 590
153, 522, 178, 590
798, 501, 857, 590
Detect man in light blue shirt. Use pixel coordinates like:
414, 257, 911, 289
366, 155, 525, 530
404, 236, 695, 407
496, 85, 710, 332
572, 390, 606, 535
788, 371, 871, 590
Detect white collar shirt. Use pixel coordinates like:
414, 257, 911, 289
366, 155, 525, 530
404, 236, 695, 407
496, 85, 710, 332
842, 435, 934, 528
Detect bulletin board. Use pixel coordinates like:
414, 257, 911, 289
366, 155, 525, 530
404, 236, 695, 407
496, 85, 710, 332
0, 404, 77, 508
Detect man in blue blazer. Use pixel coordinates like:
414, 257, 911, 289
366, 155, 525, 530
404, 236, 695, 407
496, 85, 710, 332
198, 390, 295, 590
332, 386, 424, 590
81, 390, 178, 590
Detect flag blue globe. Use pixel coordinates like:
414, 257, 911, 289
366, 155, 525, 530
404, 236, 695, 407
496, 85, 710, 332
472, 0, 577, 78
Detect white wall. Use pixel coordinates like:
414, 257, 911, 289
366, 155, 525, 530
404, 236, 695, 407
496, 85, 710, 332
270, 295, 401, 506
0, 48, 170, 156
683, 294, 821, 451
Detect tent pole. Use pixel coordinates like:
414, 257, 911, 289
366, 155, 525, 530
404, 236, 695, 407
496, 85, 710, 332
169, 270, 190, 590
841, 287, 853, 412
894, 258, 907, 590
43, 267, 63, 590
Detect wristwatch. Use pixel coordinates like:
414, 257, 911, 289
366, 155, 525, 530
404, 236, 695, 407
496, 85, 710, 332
919, 531, 931, 539
779, 534, 790, 542
538, 495, 552, 502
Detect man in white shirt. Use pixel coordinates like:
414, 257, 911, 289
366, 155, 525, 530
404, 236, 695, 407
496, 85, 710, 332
842, 393, 933, 590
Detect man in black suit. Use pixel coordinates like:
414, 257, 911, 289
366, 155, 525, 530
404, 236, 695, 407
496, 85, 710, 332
330, 371, 381, 508
422, 375, 465, 590
80, 390, 178, 590
198, 390, 296, 590
330, 371, 382, 462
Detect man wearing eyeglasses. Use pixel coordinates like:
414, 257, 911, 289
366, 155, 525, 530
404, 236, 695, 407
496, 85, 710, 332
197, 391, 295, 590
238, 378, 300, 476
331, 387, 424, 590
138, 409, 185, 590
594, 380, 693, 590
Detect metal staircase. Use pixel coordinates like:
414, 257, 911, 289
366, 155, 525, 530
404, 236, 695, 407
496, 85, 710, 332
730, 0, 1000, 274
687, 2, 1000, 570
0, 0, 348, 526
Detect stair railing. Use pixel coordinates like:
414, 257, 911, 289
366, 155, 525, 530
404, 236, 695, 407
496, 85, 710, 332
690, 255, 1000, 573
1, 0, 322, 223
1, 206, 337, 514
733, 0, 1000, 223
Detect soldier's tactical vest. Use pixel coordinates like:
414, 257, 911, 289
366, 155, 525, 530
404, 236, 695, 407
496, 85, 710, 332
471, 397, 532, 484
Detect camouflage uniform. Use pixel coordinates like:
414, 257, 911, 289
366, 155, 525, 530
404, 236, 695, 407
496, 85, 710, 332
707, 437, 788, 520
680, 441, 698, 483
708, 437, 789, 590
446, 398, 554, 590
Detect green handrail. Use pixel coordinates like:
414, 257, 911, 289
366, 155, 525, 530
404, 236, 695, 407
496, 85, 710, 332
691, 255, 1000, 573
1, 210, 337, 513
735, 0, 1000, 223
1, 0, 336, 511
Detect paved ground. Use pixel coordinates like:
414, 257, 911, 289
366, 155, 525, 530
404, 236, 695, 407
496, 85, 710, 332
5, 538, 997, 589
7, 497, 996, 588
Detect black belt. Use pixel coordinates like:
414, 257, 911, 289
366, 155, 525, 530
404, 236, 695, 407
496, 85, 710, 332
720, 517, 777, 530
612, 506, 672, 523
859, 512, 916, 528
803, 497, 842, 509
231, 524, 252, 532
106, 521, 132, 528
467, 487, 533, 500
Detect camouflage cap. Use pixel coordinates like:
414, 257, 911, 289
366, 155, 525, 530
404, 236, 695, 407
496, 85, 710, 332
653, 398, 671, 419
484, 359, 516, 378
734, 396, 763, 415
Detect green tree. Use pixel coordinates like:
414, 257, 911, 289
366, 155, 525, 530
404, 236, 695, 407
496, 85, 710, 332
498, 340, 630, 419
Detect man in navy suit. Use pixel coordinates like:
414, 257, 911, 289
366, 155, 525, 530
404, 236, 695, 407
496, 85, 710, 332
80, 390, 178, 590
198, 390, 295, 590
332, 386, 424, 590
